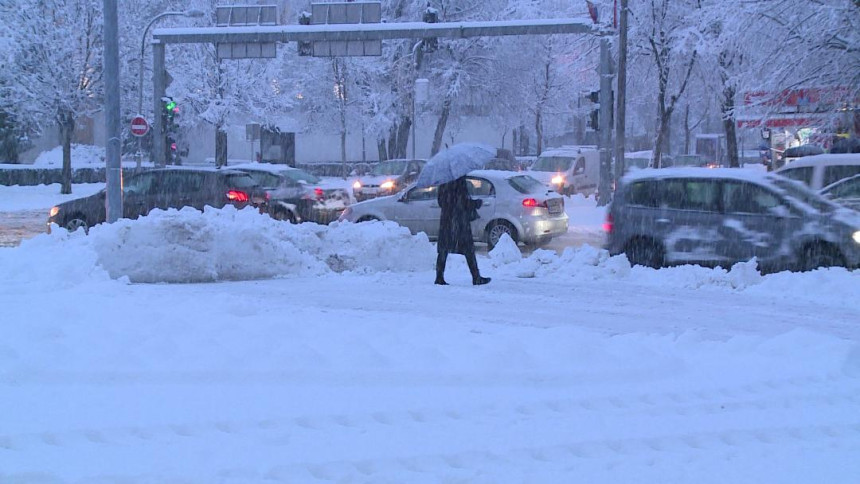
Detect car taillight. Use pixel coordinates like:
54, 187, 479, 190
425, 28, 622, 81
226, 189, 249, 202
314, 188, 324, 200
603, 212, 614, 233
522, 198, 547, 208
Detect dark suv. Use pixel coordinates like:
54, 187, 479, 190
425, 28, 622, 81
605, 168, 860, 272
47, 167, 268, 232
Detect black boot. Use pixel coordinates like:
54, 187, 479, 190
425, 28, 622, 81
435, 252, 448, 285
466, 252, 490, 285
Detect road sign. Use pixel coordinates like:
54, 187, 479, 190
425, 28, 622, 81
130, 116, 150, 137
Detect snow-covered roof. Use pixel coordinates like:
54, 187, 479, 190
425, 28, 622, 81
621, 167, 778, 184
776, 153, 860, 169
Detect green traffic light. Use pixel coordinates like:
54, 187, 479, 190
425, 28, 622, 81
165, 100, 176, 111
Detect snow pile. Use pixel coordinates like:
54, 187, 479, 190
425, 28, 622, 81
32, 144, 105, 167
18, 206, 435, 283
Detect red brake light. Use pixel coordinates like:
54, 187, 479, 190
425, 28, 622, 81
226, 189, 249, 202
522, 198, 547, 208
314, 188, 324, 200
603, 213, 614, 233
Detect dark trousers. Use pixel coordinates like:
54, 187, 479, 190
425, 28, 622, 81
436, 250, 480, 282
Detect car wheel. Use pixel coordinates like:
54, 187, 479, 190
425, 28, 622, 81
357, 215, 380, 223
799, 242, 845, 271
64, 215, 89, 234
272, 209, 297, 224
624, 237, 664, 268
487, 220, 518, 250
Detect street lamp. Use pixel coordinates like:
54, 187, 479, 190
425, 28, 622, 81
136, 9, 205, 169
138, 9, 205, 115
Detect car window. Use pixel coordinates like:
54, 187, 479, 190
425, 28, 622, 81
772, 178, 836, 213
370, 160, 408, 176
466, 177, 495, 197
507, 175, 545, 194
626, 180, 660, 207
223, 173, 258, 188
407, 161, 423, 174
282, 169, 321, 184
723, 182, 781, 214
244, 171, 281, 187
531, 156, 573, 172
823, 165, 860, 187
827, 177, 860, 198
778, 166, 814, 185
407, 186, 437, 201
162, 172, 204, 193
123, 172, 157, 195
573, 157, 585, 175
661, 179, 719, 212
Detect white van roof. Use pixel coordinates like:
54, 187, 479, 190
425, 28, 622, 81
539, 145, 597, 157
777, 153, 860, 170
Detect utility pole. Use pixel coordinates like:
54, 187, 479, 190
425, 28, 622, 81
103, 0, 122, 222
614, 0, 628, 189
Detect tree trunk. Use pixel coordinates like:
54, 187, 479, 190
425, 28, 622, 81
377, 138, 388, 161
388, 124, 397, 161
722, 85, 739, 168
215, 125, 228, 168
395, 116, 411, 158
535, 109, 543, 156
59, 112, 74, 194
430, 96, 452, 156
684, 104, 691, 155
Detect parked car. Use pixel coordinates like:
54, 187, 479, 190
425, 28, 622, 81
47, 167, 268, 233
232, 163, 349, 224
775, 153, 860, 190
605, 168, 860, 272
528, 146, 599, 196
352, 159, 426, 201
339, 170, 569, 249
821, 174, 860, 211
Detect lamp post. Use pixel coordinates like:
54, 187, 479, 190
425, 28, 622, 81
136, 9, 204, 168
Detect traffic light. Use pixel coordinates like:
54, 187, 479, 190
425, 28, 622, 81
588, 91, 599, 130
297, 11, 312, 56
162, 97, 180, 164
423, 6, 438, 52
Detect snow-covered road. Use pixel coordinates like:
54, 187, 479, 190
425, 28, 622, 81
1, 188, 858, 483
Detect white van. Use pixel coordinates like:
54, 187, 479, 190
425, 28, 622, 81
527, 146, 600, 196
775, 153, 860, 190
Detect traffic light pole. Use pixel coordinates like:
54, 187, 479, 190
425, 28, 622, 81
104, 0, 122, 222
597, 34, 613, 207
152, 41, 167, 167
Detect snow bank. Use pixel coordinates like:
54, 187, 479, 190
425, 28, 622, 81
32, 144, 105, 167
10, 207, 435, 283
488, 242, 858, 306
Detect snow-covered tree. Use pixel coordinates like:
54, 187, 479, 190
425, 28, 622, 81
1, 0, 103, 193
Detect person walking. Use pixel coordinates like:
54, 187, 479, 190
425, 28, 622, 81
435, 176, 491, 286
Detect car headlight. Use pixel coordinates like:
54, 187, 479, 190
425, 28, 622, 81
380, 180, 395, 190
551, 175, 565, 185
49, 206, 60, 217
853, 230, 860, 244
353, 181, 362, 190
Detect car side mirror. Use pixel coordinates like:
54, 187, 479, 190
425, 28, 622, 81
398, 194, 409, 203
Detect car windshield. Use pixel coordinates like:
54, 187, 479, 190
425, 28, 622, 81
224, 173, 259, 188
243, 171, 280, 188
281, 169, 321, 184
675, 155, 704, 167
772, 178, 836, 213
531, 156, 572, 172
626, 158, 651, 169
370, 160, 408, 176
507, 175, 546, 194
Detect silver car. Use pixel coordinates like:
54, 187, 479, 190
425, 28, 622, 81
606, 168, 860, 272
339, 170, 569, 249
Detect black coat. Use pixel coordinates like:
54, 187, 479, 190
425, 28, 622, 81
437, 177, 482, 255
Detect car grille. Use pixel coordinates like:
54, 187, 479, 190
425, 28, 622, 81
546, 198, 563, 215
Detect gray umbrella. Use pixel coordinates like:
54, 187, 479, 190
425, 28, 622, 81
415, 143, 497, 188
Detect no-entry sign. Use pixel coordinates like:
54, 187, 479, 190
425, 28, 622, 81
130, 116, 149, 137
